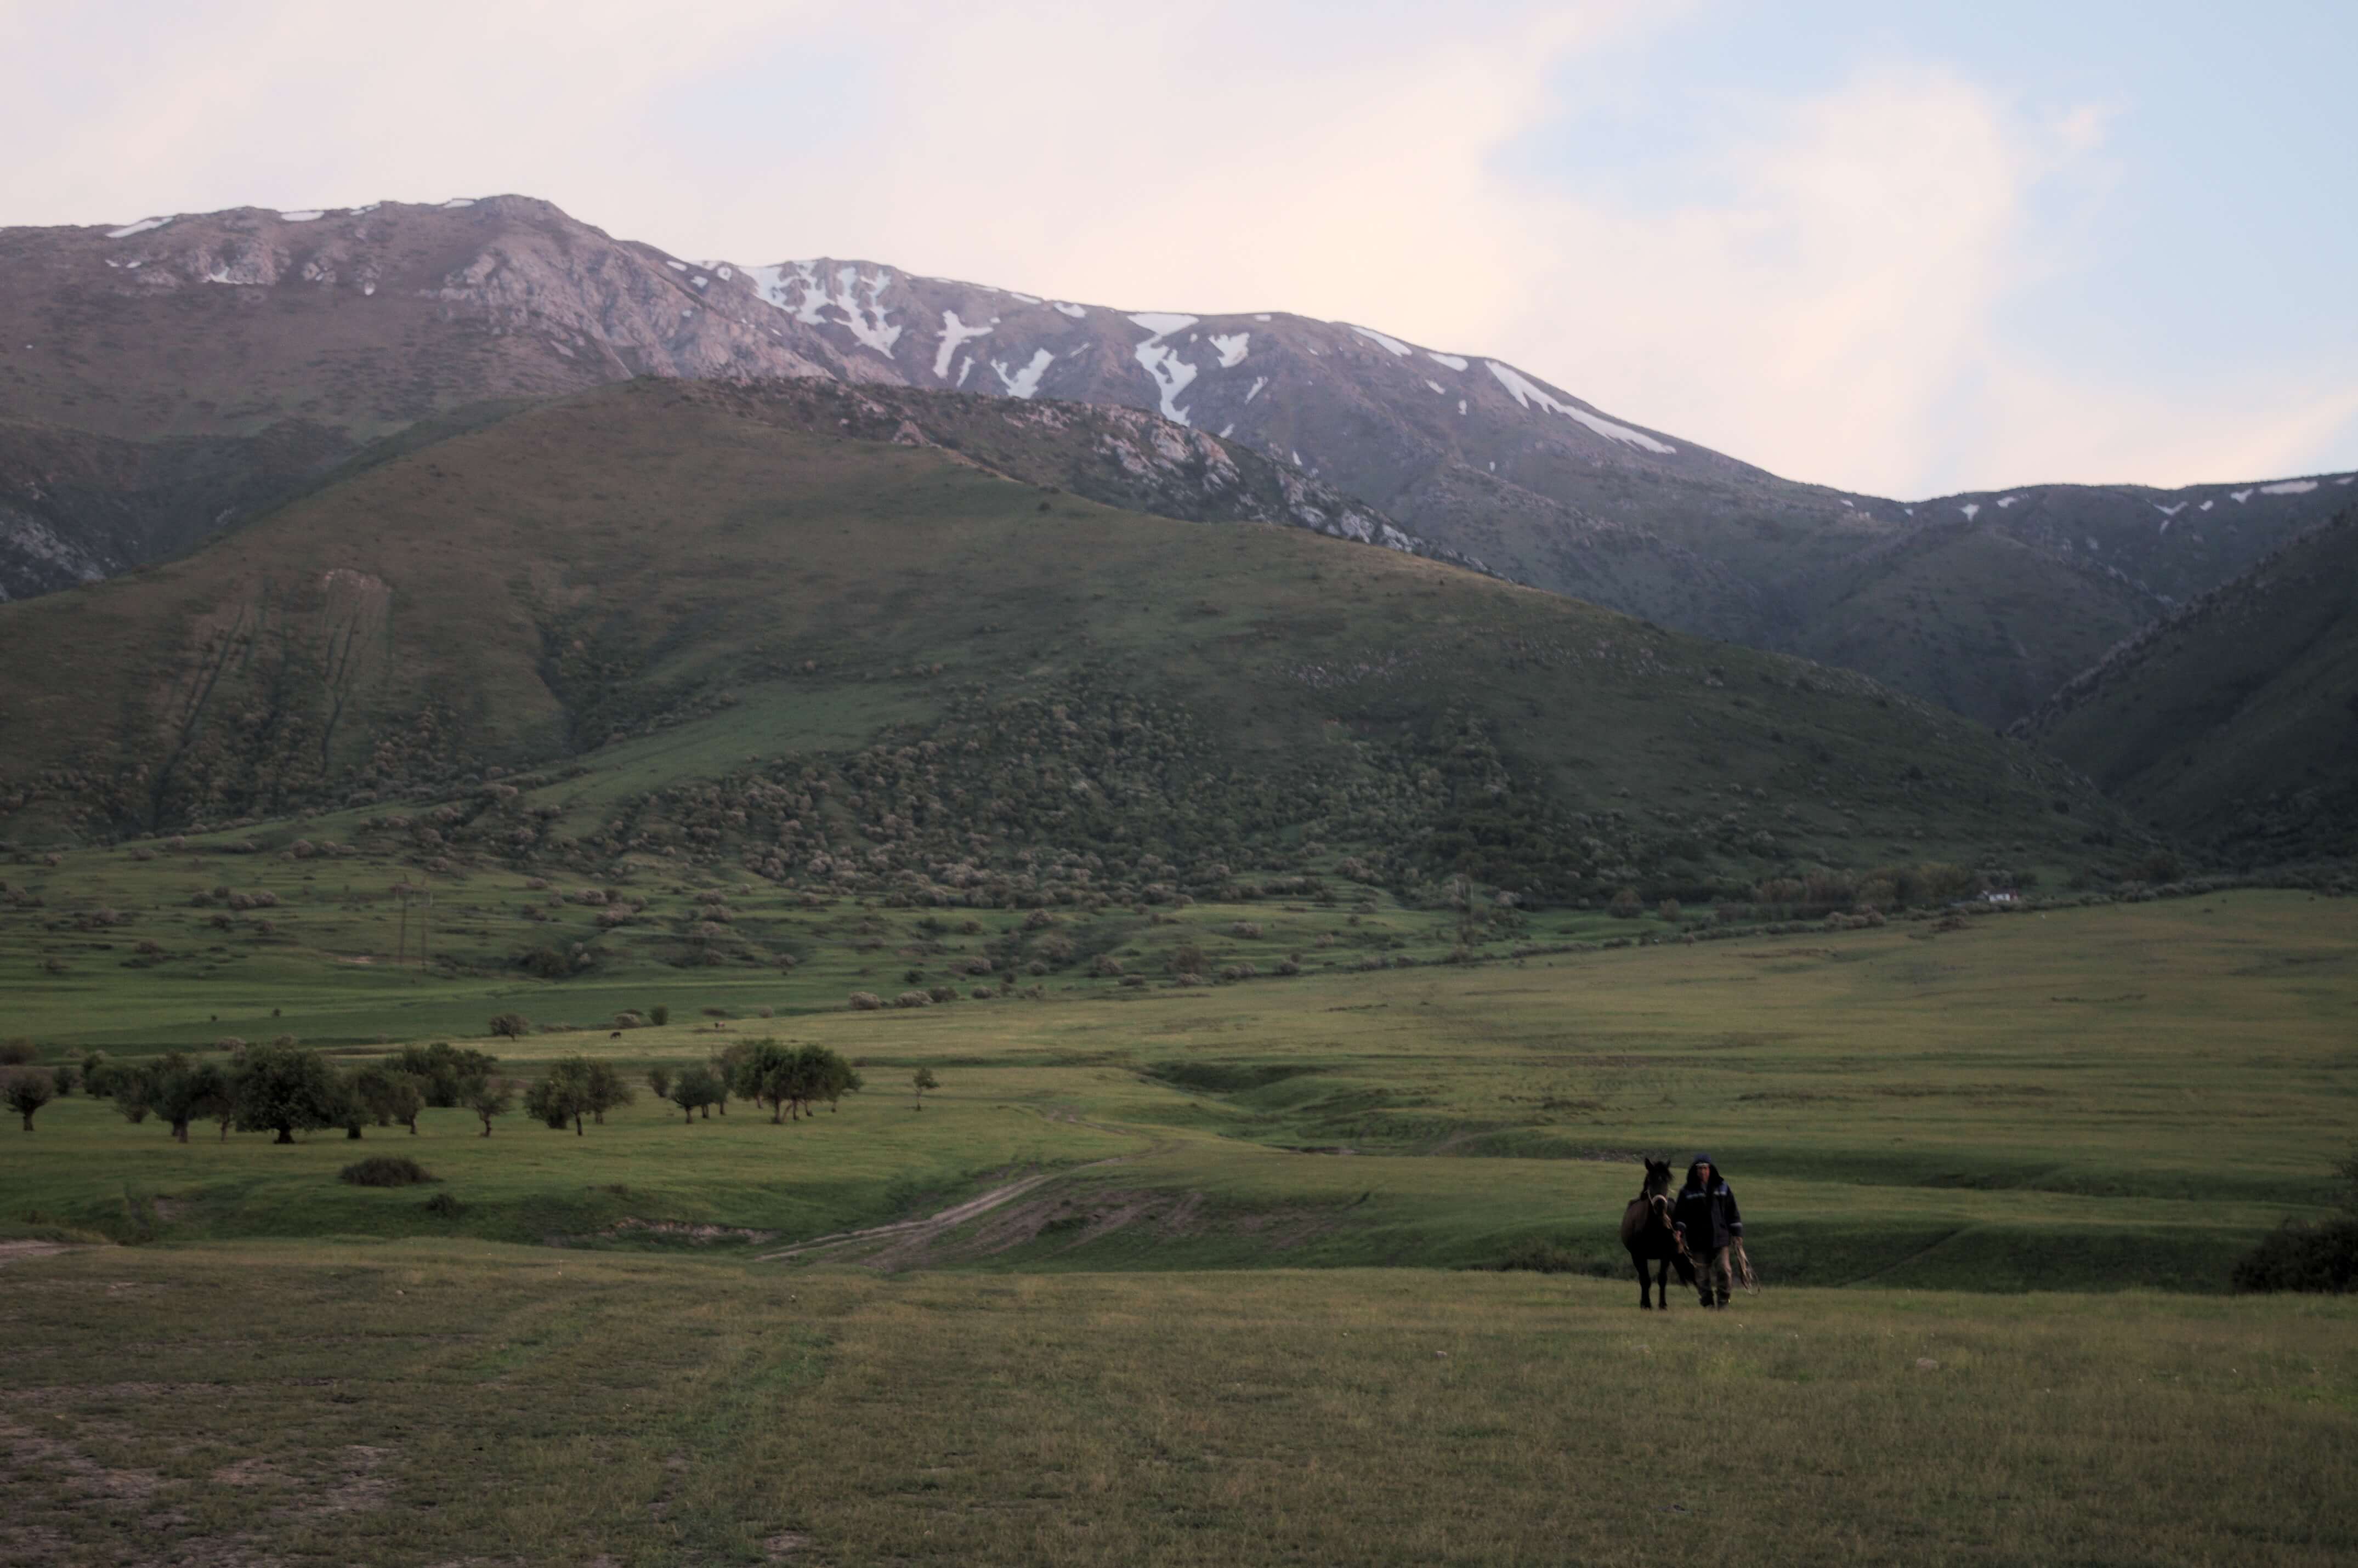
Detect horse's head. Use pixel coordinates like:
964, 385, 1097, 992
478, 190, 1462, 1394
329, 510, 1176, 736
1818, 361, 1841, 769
1640, 1156, 1673, 1198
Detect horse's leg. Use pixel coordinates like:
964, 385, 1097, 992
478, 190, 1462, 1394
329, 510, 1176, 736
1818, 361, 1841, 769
1631, 1251, 1652, 1309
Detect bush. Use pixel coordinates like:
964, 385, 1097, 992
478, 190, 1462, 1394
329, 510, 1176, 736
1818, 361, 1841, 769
648, 1004, 671, 1026
340, 1155, 435, 1187
893, 990, 932, 1008
488, 1013, 532, 1039
847, 991, 884, 1011
0, 1038, 34, 1066
422, 1190, 466, 1217
2232, 1220, 2358, 1294
1607, 887, 1643, 918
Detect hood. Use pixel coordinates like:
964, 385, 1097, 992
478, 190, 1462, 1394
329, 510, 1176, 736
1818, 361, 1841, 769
1684, 1157, 1722, 1189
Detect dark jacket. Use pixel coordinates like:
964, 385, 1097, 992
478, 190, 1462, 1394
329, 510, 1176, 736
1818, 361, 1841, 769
1673, 1160, 1742, 1252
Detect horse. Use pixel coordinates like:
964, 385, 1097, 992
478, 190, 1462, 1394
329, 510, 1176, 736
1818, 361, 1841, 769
1619, 1157, 1698, 1309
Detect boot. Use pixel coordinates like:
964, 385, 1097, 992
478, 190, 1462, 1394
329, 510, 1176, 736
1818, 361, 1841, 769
1715, 1290, 1731, 1308
1698, 1289, 1714, 1309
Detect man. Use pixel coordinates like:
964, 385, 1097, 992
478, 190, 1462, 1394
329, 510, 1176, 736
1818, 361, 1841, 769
1673, 1153, 1743, 1308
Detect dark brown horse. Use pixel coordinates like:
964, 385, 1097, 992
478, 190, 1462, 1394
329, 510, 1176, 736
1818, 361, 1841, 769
1619, 1157, 1697, 1309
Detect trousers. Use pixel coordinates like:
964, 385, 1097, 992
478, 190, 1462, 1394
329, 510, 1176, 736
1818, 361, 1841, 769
1699, 1244, 1733, 1303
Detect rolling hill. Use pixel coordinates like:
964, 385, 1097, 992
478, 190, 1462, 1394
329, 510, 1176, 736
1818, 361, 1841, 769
2023, 507, 2358, 863
0, 379, 2133, 904
7, 194, 2351, 733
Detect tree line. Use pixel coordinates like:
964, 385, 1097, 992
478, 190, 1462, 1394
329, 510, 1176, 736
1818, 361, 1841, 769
3, 1032, 861, 1141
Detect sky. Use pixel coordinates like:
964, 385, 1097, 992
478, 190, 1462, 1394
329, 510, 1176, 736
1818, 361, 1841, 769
2, 0, 2353, 498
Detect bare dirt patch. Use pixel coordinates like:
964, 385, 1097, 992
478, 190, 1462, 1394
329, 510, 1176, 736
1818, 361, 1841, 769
603, 1218, 782, 1245
0, 1239, 84, 1266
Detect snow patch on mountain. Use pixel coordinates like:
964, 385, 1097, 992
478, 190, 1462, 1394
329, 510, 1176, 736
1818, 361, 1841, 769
933, 310, 995, 380
746, 263, 905, 358
1210, 333, 1250, 368
1245, 377, 1266, 404
991, 348, 1054, 399
1484, 362, 1675, 455
1425, 379, 1446, 395
281, 210, 324, 223
106, 217, 171, 239
1427, 351, 1469, 371
1959, 503, 1981, 520
1052, 302, 1086, 318
2259, 479, 2319, 496
440, 198, 477, 209
1351, 325, 1412, 356
2231, 489, 2253, 503
1130, 314, 1200, 424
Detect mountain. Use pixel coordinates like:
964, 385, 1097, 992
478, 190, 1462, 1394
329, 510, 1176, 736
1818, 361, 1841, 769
5, 194, 2350, 730
2022, 507, 2358, 863
0, 379, 2133, 905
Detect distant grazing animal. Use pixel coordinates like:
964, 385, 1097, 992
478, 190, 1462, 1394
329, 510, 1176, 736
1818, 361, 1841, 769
1620, 1157, 1698, 1309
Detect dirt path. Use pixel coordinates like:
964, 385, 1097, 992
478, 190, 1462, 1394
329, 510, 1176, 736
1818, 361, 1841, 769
753, 1162, 1120, 1264
0, 1240, 85, 1267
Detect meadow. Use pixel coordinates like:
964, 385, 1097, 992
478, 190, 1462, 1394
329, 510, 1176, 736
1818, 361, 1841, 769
4, 888, 2355, 1563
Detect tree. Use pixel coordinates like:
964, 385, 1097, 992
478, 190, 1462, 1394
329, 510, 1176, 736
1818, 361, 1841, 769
488, 1013, 532, 1040
648, 1004, 671, 1026
231, 1043, 347, 1144
469, 1077, 515, 1137
911, 1066, 939, 1110
670, 1064, 722, 1123
393, 1042, 499, 1107
3, 1068, 54, 1131
646, 1065, 673, 1099
729, 1039, 799, 1124
527, 1057, 633, 1135
353, 1066, 427, 1134
143, 1054, 233, 1144
730, 1039, 861, 1124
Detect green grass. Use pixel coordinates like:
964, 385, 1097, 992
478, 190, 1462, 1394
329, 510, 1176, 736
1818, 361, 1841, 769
8, 890, 2354, 1292
2, 1243, 2352, 1567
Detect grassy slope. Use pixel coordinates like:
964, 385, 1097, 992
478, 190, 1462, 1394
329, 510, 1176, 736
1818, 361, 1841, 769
1790, 521, 2162, 730
2030, 510, 2358, 860
0, 379, 2128, 900
7, 891, 2353, 1293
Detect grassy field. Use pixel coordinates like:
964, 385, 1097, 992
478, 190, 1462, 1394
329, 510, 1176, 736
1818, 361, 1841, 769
2, 1243, 2352, 1567
7, 890, 2354, 1293
4, 890, 2355, 1563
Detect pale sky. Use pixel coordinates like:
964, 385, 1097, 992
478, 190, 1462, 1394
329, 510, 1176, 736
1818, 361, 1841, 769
4, 0, 2353, 498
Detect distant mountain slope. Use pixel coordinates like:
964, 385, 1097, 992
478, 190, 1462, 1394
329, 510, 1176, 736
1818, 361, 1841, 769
2023, 507, 2358, 862
4, 194, 2351, 730
0, 379, 2131, 905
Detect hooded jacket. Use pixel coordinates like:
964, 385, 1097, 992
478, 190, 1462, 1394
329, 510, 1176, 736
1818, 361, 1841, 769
1672, 1157, 1742, 1253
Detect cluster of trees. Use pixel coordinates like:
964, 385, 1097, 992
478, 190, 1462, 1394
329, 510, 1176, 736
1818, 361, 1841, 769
20, 1039, 519, 1142
14, 1031, 867, 1144
650, 1039, 862, 1126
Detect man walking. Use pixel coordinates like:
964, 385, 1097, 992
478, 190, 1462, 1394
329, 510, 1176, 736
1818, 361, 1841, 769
1673, 1154, 1743, 1308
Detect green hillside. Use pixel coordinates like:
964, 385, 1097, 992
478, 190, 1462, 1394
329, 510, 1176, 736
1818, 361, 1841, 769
0, 378, 2135, 907
2026, 508, 2358, 862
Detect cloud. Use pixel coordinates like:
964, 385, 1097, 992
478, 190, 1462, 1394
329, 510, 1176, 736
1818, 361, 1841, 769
1, 1, 2348, 494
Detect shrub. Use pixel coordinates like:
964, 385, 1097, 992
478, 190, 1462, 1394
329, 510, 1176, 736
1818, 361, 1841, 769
2232, 1220, 2358, 1294
1230, 921, 1262, 940
488, 1013, 532, 1039
0, 1037, 35, 1066
518, 947, 571, 980
648, 1004, 671, 1026
893, 990, 932, 1008
423, 1191, 467, 1217
1607, 887, 1643, 919
847, 991, 884, 1011
340, 1155, 435, 1187
1658, 898, 1681, 922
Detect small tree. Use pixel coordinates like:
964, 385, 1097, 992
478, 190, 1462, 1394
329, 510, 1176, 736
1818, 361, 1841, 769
469, 1077, 515, 1137
144, 1054, 233, 1143
231, 1043, 347, 1144
488, 1013, 532, 1040
353, 1066, 427, 1134
648, 1004, 671, 1027
527, 1057, 632, 1134
670, 1064, 722, 1123
911, 1066, 939, 1111
647, 1065, 674, 1099
393, 1042, 500, 1107
3, 1067, 54, 1131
